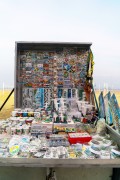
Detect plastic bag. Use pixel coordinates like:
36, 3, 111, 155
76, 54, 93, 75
96, 118, 106, 136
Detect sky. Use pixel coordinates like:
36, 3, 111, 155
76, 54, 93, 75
0, 0, 120, 89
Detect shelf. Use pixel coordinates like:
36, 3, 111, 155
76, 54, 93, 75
0, 124, 119, 168
0, 158, 119, 168
106, 124, 120, 148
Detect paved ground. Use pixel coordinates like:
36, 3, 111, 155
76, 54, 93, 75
0, 167, 112, 180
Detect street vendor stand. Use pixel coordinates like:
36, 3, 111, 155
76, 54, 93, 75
0, 42, 119, 180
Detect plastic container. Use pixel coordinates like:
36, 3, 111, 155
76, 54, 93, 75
68, 132, 92, 144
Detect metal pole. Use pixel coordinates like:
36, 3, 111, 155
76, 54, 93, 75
0, 88, 14, 111
46, 168, 57, 180
92, 84, 99, 117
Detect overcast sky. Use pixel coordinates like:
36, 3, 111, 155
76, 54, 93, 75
0, 0, 120, 89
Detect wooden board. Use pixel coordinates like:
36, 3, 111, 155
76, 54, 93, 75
0, 158, 119, 168
106, 124, 120, 148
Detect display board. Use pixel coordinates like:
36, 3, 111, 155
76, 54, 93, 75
15, 42, 92, 108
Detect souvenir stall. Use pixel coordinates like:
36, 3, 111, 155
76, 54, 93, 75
0, 42, 120, 180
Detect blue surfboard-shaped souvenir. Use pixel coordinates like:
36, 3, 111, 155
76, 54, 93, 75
99, 92, 105, 118
104, 92, 113, 125
109, 94, 120, 133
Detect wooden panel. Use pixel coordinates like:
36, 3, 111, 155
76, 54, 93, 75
0, 158, 119, 168
106, 124, 120, 148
